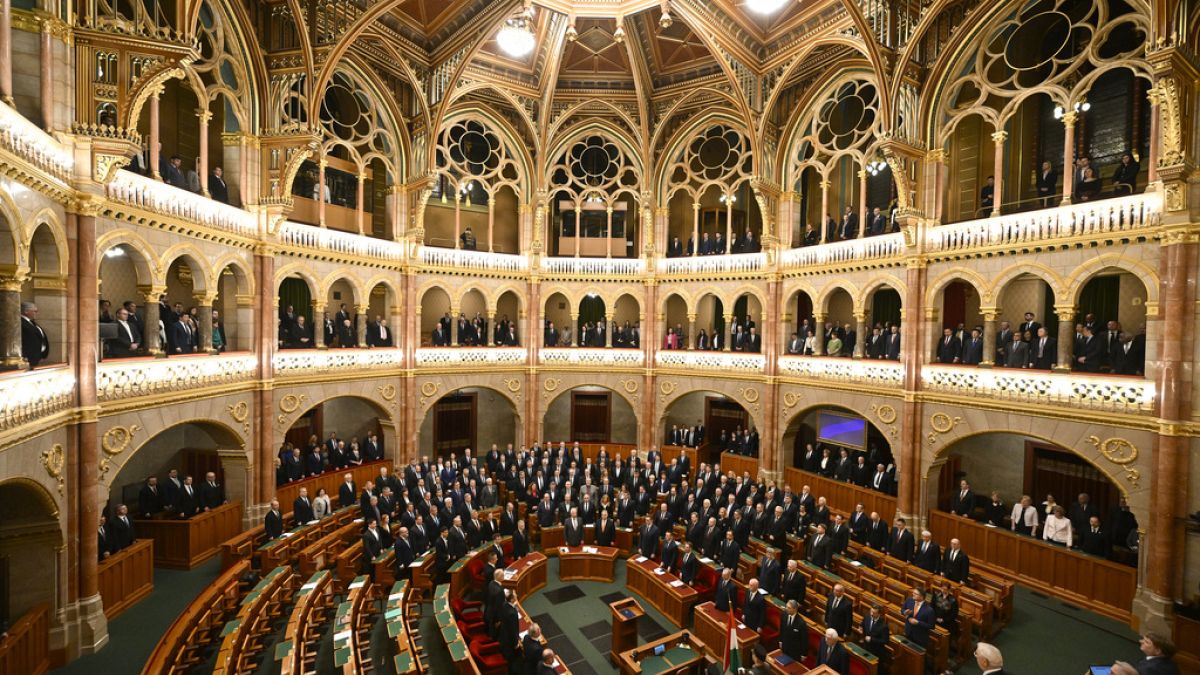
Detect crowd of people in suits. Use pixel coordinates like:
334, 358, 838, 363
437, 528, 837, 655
798, 443, 897, 496
430, 312, 519, 347
277, 303, 395, 349
666, 228, 762, 257
274, 430, 386, 485
127, 142, 232, 204
103, 470, 230, 559
794, 204, 900, 250
662, 316, 762, 352
99, 294, 227, 358
934, 312, 1145, 374
784, 319, 901, 360
541, 320, 638, 348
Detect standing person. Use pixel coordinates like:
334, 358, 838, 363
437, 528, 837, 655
209, 166, 229, 203
20, 302, 49, 368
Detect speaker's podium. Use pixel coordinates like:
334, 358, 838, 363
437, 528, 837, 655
609, 597, 644, 664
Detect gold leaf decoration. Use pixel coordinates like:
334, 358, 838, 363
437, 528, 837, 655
102, 425, 140, 455
42, 444, 65, 495
926, 412, 962, 446
1086, 435, 1141, 485
378, 384, 397, 401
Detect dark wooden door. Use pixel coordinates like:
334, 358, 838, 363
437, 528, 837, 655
942, 281, 968, 329
285, 407, 319, 449
570, 391, 610, 442
433, 393, 476, 458
1024, 441, 1118, 517
705, 397, 749, 462
936, 456, 962, 512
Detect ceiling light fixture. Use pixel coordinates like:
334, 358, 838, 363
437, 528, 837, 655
745, 0, 789, 15
1053, 100, 1091, 119
659, 1, 672, 28
566, 14, 578, 41
497, 15, 535, 58
613, 17, 625, 43
866, 158, 888, 177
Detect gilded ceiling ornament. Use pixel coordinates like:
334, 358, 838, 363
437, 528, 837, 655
227, 400, 251, 434
1149, 77, 1183, 168
42, 444, 65, 495
1086, 435, 1140, 485
621, 379, 639, 394
542, 378, 560, 392
658, 380, 677, 404
739, 387, 760, 404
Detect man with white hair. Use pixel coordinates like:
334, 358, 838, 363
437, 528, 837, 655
974, 642, 1011, 674
817, 628, 849, 673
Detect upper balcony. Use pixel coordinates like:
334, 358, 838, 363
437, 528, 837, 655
417, 246, 528, 274
96, 353, 258, 404
921, 364, 1155, 415
655, 350, 765, 374
925, 192, 1161, 258
781, 233, 906, 271
0, 367, 76, 435
278, 220, 405, 263
0, 103, 73, 184
777, 356, 905, 388
273, 348, 404, 378
539, 256, 646, 278
539, 348, 644, 368
106, 170, 259, 239
657, 252, 766, 277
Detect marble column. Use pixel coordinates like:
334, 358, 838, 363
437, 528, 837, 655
980, 309, 997, 368
1060, 112, 1077, 205
312, 302, 327, 350
196, 300, 214, 353
852, 313, 867, 359
486, 312, 495, 347
1054, 306, 1074, 372
487, 197, 495, 252
991, 130, 1007, 216
687, 314, 696, 350
75, 210, 100, 599
819, 180, 830, 243
356, 174, 365, 235
254, 250, 276, 505
604, 314, 613, 347
198, 109, 211, 197
812, 315, 826, 356
356, 306, 367, 347
692, 201, 700, 255
723, 313, 734, 351
149, 94, 161, 179
0, 0, 12, 105
1147, 96, 1159, 183
450, 307, 459, 345
857, 169, 867, 238
40, 23, 52, 130
318, 158, 327, 227
0, 274, 25, 369
142, 290, 163, 356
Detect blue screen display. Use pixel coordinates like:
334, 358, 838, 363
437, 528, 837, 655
817, 411, 866, 449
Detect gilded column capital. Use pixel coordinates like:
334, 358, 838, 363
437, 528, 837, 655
990, 130, 1008, 143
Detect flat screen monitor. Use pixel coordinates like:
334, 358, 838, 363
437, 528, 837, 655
816, 410, 867, 450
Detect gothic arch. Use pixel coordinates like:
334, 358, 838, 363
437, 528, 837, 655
1065, 254, 1161, 308
925, 267, 994, 308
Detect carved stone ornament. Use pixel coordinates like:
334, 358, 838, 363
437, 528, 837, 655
872, 404, 897, 425
378, 384, 397, 401
658, 380, 677, 404
926, 412, 962, 446
419, 381, 442, 409
100, 425, 141, 481
42, 444, 65, 495
227, 400, 251, 434
94, 153, 131, 183
277, 394, 308, 425
1086, 435, 1141, 485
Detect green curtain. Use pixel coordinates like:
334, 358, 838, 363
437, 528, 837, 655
578, 296, 606, 329
871, 289, 901, 326
1077, 275, 1120, 325
279, 278, 312, 323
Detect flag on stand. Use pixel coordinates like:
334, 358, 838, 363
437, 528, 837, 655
724, 605, 740, 673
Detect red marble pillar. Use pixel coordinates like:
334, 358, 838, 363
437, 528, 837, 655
761, 280, 781, 476
149, 94, 161, 180
897, 261, 926, 518
0, 0, 12, 105
75, 209, 99, 598
254, 251, 275, 504
39, 23, 52, 130
525, 280, 540, 445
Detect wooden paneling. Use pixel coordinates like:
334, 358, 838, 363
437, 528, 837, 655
784, 468, 898, 519
0, 603, 49, 675
135, 502, 243, 569
275, 460, 390, 509
98, 538, 155, 619
928, 511, 1135, 622
720, 452, 759, 478
570, 391, 611, 443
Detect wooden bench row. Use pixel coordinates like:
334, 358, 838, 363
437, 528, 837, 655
278, 570, 336, 675
213, 565, 297, 675
142, 559, 250, 675
332, 576, 375, 674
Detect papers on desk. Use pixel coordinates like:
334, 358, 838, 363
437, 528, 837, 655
384, 607, 403, 620
308, 520, 320, 525
984, 523, 998, 528
388, 592, 404, 601
349, 580, 366, 590
526, 559, 535, 567
669, 580, 685, 588
280, 532, 295, 538
408, 561, 423, 568
334, 630, 352, 642
738, 623, 746, 630
699, 557, 713, 564
634, 555, 648, 563
353, 518, 364, 524
583, 546, 598, 554
504, 570, 516, 580
300, 582, 318, 591
654, 567, 666, 575
850, 560, 863, 567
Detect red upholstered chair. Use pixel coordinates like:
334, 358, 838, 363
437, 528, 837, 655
468, 636, 507, 675
691, 563, 718, 600
458, 618, 487, 642
452, 597, 483, 618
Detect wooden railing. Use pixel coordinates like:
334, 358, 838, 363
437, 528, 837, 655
278, 571, 336, 675
213, 566, 296, 675
719, 452, 760, 478
142, 560, 249, 675
783, 468, 899, 519
135, 501, 243, 568
98, 538, 155, 619
0, 603, 50, 675
928, 511, 1136, 622
274, 461, 391, 512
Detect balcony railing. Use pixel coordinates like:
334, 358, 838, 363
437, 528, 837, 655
96, 353, 258, 403
272, 348, 404, 376
926, 192, 1161, 255
921, 364, 1155, 414
0, 103, 73, 182
106, 170, 260, 238
0, 367, 76, 433
781, 232, 905, 269
539, 348, 644, 368
777, 356, 905, 387
539, 257, 646, 276
415, 347, 526, 367
277, 221, 405, 261
418, 246, 528, 273
655, 350, 765, 373
657, 252, 766, 276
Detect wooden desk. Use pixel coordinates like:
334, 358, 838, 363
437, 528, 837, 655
502, 552, 548, 601
625, 555, 699, 628
616, 527, 635, 555
541, 525, 565, 553
213, 566, 296, 675
98, 538, 154, 619
558, 545, 619, 582
275, 461, 391, 510
410, 550, 436, 594
693, 600, 759, 662
143, 560, 248, 675
610, 598, 644, 665
135, 501, 242, 569
0, 603, 49, 675
333, 576, 372, 674
720, 452, 760, 478
767, 649, 809, 674
617, 631, 707, 675
278, 570, 334, 675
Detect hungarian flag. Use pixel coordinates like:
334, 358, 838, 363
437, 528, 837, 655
723, 606, 740, 673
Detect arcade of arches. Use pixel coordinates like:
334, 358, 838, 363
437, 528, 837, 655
0, 0, 1197, 672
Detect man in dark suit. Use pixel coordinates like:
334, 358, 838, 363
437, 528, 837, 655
961, 328, 985, 365
659, 531, 679, 572
936, 328, 961, 363
293, 487, 315, 523
889, 518, 915, 562
1075, 325, 1104, 372
839, 206, 858, 241
1079, 515, 1110, 557
861, 605, 890, 660
1036, 161, 1058, 206
914, 531, 941, 572
522, 625, 544, 675
941, 538, 970, 582
1111, 333, 1144, 375
393, 527, 415, 574
109, 306, 143, 357
718, 530, 741, 569
563, 507, 584, 547
638, 519, 659, 559
781, 559, 807, 604
678, 542, 698, 584
362, 520, 384, 573
714, 567, 738, 612
168, 315, 195, 354
198, 472, 225, 512
448, 517, 469, 561
110, 504, 136, 551
208, 166, 229, 203
20, 302, 50, 368
824, 585, 853, 638
98, 515, 113, 560
138, 476, 162, 516
176, 476, 200, 518
780, 600, 808, 662
496, 591, 521, 666
829, 514, 851, 555
758, 553, 781, 595
484, 568, 506, 637
817, 629, 850, 673
1111, 633, 1179, 675
338, 474, 357, 508
1019, 312, 1041, 338
1031, 326, 1056, 369
951, 479, 975, 517
742, 579, 766, 631
261, 499, 283, 539
808, 524, 833, 568
901, 588, 937, 648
